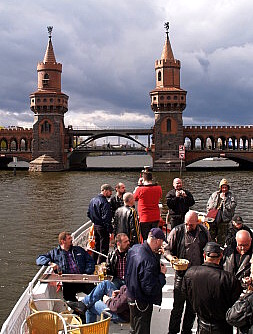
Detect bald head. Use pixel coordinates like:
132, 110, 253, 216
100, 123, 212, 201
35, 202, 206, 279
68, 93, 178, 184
173, 178, 183, 190
184, 210, 199, 232
236, 230, 252, 255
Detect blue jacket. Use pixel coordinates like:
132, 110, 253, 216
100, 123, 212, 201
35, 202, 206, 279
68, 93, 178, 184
36, 245, 95, 274
125, 241, 166, 305
87, 194, 113, 232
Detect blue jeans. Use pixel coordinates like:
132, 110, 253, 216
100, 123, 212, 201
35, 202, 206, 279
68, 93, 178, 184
82, 280, 125, 323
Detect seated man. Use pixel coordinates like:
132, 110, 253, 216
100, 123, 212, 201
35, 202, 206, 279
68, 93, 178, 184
113, 192, 141, 246
106, 233, 130, 289
36, 231, 95, 301
223, 229, 253, 284
225, 216, 253, 247
67, 281, 129, 324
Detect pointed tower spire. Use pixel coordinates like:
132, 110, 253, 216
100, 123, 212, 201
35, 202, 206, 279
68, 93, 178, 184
43, 26, 56, 64
161, 22, 174, 60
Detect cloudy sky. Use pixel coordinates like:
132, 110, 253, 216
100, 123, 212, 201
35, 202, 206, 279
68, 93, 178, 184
0, 0, 253, 129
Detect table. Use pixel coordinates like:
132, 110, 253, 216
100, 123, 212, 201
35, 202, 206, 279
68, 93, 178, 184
39, 273, 113, 283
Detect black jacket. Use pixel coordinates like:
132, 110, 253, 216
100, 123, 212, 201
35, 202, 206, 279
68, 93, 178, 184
225, 223, 253, 248
166, 188, 195, 216
222, 244, 252, 283
125, 242, 166, 305
106, 248, 128, 278
183, 262, 242, 323
113, 206, 140, 245
227, 291, 253, 334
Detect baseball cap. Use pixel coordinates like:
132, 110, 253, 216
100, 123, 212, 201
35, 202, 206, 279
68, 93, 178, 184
150, 228, 165, 241
204, 242, 222, 258
101, 184, 113, 192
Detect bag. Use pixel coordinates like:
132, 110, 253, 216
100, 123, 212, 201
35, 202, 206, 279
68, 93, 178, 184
207, 208, 222, 225
206, 209, 219, 220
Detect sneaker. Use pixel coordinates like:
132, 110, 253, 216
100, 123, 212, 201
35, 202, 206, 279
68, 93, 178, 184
66, 301, 87, 315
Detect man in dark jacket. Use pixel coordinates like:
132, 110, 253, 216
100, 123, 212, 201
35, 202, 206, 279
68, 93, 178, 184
87, 184, 113, 264
166, 178, 195, 229
125, 228, 167, 334
225, 216, 253, 248
36, 231, 95, 301
227, 290, 253, 334
113, 192, 141, 246
183, 242, 242, 333
164, 210, 211, 334
67, 280, 129, 324
106, 233, 130, 289
223, 229, 252, 284
110, 182, 126, 219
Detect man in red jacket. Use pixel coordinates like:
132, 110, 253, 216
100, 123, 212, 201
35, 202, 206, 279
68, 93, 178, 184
134, 171, 162, 240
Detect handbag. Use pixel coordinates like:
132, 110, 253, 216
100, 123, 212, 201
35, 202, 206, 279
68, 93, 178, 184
206, 208, 219, 220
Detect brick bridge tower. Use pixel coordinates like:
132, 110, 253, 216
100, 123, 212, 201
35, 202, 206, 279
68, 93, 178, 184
29, 27, 69, 171
150, 23, 187, 171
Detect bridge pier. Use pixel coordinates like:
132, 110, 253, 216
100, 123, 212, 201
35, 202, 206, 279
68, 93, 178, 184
68, 151, 88, 170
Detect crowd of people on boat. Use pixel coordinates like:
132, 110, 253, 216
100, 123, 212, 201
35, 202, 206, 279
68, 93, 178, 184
36, 169, 253, 334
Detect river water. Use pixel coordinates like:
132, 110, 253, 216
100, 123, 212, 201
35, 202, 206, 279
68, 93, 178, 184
0, 155, 252, 327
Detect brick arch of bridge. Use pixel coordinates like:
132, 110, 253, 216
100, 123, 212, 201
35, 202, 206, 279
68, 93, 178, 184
0, 129, 33, 152
74, 132, 147, 149
183, 126, 253, 151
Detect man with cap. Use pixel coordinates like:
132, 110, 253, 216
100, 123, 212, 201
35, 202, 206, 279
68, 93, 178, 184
164, 210, 211, 334
225, 216, 253, 248
125, 228, 167, 334
183, 242, 242, 333
87, 184, 113, 264
207, 178, 237, 245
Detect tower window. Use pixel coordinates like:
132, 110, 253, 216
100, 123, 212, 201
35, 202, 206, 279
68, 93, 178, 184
167, 96, 171, 100
41, 121, 51, 133
50, 98, 53, 102
160, 96, 164, 100
167, 119, 171, 132
158, 71, 161, 81
153, 97, 157, 101
42, 73, 49, 86
181, 96, 184, 100
43, 98, 47, 102
174, 96, 178, 100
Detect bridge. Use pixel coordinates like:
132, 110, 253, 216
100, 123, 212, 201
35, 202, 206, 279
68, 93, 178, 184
1, 125, 253, 169
183, 125, 253, 168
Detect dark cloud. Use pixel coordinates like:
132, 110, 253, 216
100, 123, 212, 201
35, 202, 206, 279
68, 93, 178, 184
0, 0, 253, 128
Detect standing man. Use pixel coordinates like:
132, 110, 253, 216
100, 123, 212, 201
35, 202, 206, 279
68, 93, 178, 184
166, 178, 195, 229
223, 229, 252, 284
225, 216, 253, 247
134, 171, 162, 240
164, 210, 211, 334
183, 242, 242, 333
125, 228, 167, 334
36, 232, 95, 301
207, 178, 237, 245
87, 184, 113, 264
106, 233, 130, 289
110, 182, 126, 218
113, 192, 141, 246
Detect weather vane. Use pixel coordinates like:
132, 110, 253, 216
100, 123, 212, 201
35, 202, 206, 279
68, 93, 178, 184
164, 22, 169, 38
47, 26, 53, 39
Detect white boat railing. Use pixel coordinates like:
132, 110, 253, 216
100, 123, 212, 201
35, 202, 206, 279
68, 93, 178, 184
0, 266, 46, 334
1, 220, 92, 334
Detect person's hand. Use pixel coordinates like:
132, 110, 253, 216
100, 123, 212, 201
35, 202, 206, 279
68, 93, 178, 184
49, 262, 58, 271
242, 276, 252, 286
112, 290, 120, 298
170, 256, 178, 264
176, 190, 181, 197
180, 190, 186, 197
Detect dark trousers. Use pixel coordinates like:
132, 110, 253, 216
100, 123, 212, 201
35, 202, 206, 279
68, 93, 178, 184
62, 282, 94, 301
169, 278, 195, 334
170, 215, 185, 229
129, 301, 153, 334
93, 225, 110, 264
197, 318, 233, 334
140, 221, 159, 241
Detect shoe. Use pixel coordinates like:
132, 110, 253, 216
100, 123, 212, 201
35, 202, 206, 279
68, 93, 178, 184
66, 301, 87, 315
